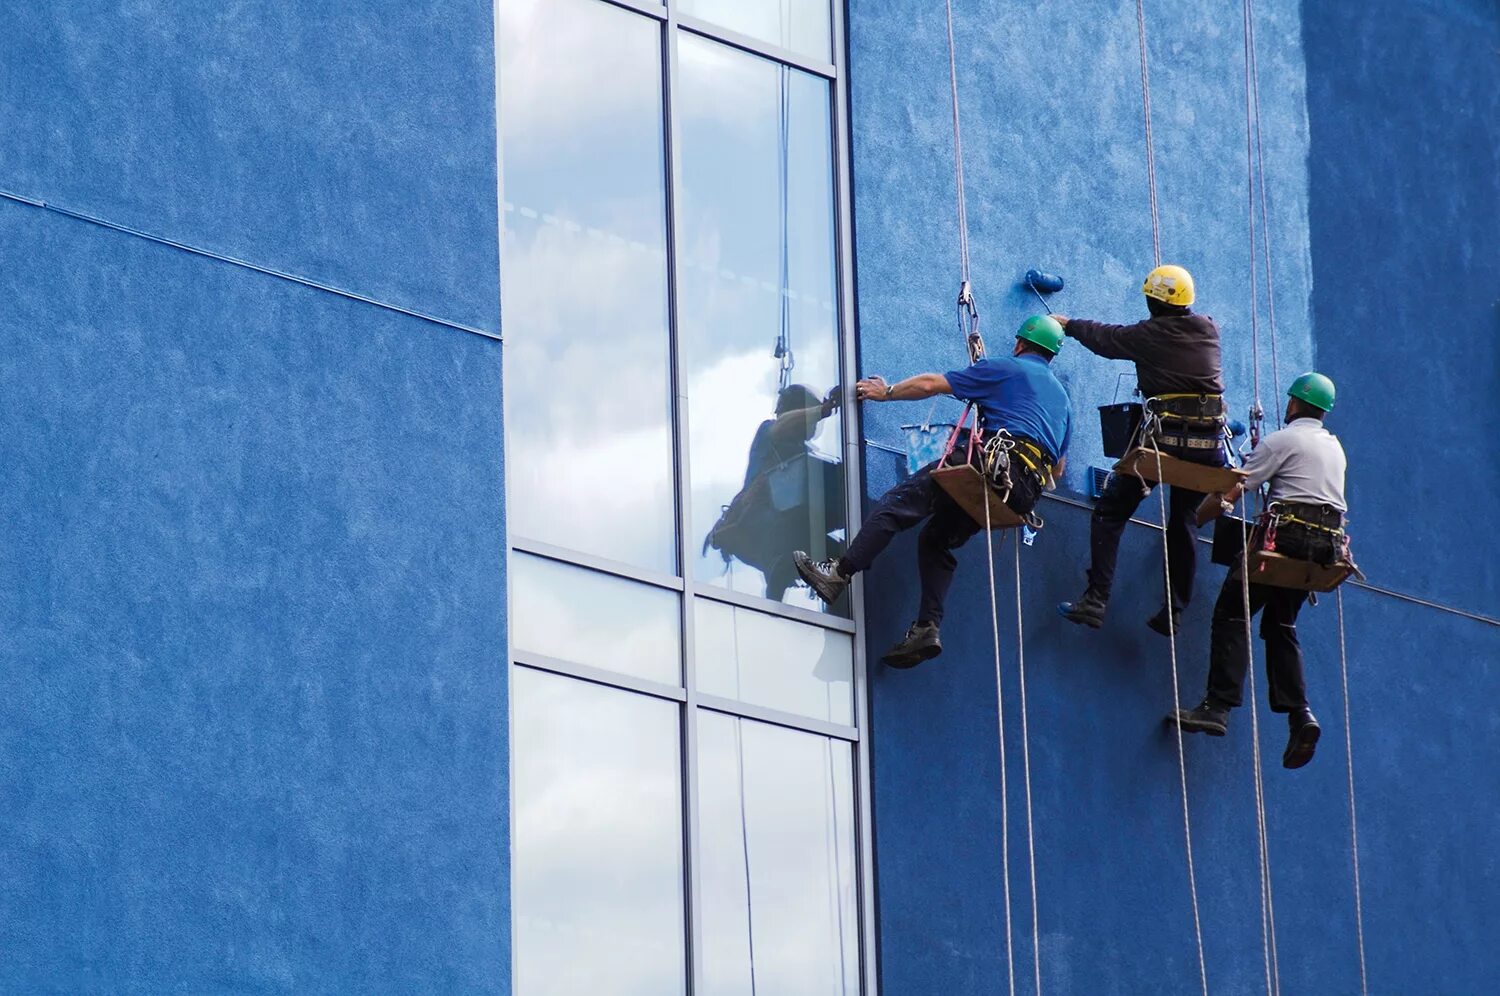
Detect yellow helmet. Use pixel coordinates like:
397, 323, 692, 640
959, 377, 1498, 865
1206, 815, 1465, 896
1142, 264, 1195, 306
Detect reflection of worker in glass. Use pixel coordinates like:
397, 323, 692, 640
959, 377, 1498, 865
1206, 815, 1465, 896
704, 384, 845, 601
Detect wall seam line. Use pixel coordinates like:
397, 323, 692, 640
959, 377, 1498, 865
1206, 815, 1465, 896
0, 188, 500, 342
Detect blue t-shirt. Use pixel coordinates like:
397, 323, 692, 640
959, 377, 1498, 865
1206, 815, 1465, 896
945, 354, 1072, 463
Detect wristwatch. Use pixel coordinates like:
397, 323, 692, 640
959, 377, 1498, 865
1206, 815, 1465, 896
884, 383, 895, 400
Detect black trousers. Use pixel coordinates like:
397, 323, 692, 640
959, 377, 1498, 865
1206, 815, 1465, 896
1086, 444, 1226, 609
1205, 522, 1338, 711
1205, 575, 1309, 711
841, 460, 1042, 626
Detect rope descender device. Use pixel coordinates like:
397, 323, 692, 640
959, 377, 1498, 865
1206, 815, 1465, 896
957, 280, 984, 364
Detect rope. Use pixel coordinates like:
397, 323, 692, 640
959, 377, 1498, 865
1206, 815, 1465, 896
982, 497, 1017, 996
1245, 2, 1283, 425
944, 0, 972, 284
1235, 504, 1281, 996
775, 65, 795, 391
1014, 541, 1043, 996
1133, 0, 1162, 266
1151, 447, 1209, 996
1336, 589, 1370, 995
1240, 0, 1264, 443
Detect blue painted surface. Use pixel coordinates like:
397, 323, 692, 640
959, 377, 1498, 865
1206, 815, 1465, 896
0, 2, 507, 986
1302, 0, 1500, 612
849, 0, 1500, 993
0, 1, 500, 332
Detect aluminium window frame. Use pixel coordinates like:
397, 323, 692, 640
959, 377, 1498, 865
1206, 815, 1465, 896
497, 0, 877, 991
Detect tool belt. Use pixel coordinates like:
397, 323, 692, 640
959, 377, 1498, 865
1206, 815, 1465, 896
1257, 501, 1353, 568
1142, 393, 1227, 450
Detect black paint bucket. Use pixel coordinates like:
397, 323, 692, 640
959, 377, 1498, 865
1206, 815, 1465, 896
1211, 515, 1252, 567
1098, 402, 1144, 458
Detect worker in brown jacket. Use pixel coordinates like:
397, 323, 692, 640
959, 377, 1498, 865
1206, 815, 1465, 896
1050, 264, 1229, 635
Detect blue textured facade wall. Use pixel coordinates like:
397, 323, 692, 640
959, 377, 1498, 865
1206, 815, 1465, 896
848, 0, 1499, 993
0, 4, 508, 993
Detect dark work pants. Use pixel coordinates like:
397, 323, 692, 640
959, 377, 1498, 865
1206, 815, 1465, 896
841, 460, 1041, 626
1206, 522, 1337, 711
1205, 574, 1309, 712
1086, 446, 1226, 610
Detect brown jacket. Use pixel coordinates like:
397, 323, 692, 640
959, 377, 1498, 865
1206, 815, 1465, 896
1067, 312, 1224, 398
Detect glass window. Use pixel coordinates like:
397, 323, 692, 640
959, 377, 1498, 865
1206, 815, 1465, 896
677, 36, 845, 614
694, 599, 852, 725
512, 553, 682, 686
500, 0, 677, 572
679, 0, 832, 62
697, 712, 859, 996
513, 668, 686, 996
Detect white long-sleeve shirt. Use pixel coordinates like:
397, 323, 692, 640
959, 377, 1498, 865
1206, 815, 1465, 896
1241, 417, 1348, 511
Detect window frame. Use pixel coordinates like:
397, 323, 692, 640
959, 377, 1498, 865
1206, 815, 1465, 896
497, 0, 877, 990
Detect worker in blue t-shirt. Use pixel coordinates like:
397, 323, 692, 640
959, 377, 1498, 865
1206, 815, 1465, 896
795, 317, 1072, 668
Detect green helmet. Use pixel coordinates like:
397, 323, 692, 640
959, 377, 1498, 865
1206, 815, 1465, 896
1287, 371, 1336, 412
1016, 315, 1064, 355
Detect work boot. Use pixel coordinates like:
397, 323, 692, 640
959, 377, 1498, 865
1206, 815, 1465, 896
882, 622, 942, 669
794, 551, 849, 605
1057, 587, 1108, 629
1146, 604, 1183, 637
1169, 698, 1230, 736
1282, 707, 1321, 769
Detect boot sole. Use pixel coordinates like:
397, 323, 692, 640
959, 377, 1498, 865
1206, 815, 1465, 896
1283, 723, 1321, 769
883, 644, 942, 669
1057, 605, 1104, 629
1146, 617, 1181, 637
1167, 712, 1227, 737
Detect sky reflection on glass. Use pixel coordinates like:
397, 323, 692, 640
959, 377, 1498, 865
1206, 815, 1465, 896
697, 713, 859, 996
514, 668, 686, 996
695, 599, 852, 725
679, 0, 832, 62
512, 553, 681, 686
679, 36, 845, 614
500, 0, 676, 572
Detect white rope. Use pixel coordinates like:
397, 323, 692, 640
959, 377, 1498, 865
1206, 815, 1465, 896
1133, 0, 1162, 266
1014, 541, 1043, 996
1244, 0, 1283, 426
1240, 0, 1264, 432
1152, 448, 1209, 996
982, 497, 1017, 996
943, 0, 972, 283
1236, 504, 1281, 996
1336, 588, 1370, 995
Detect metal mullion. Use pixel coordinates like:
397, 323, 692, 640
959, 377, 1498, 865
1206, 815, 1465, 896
698, 694, 859, 742
830, 0, 881, 989
660, 4, 705, 992
513, 654, 688, 703
511, 537, 686, 592
676, 13, 838, 80
593, 0, 668, 23
695, 583, 858, 634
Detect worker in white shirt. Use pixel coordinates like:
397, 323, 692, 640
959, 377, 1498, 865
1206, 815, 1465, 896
1171, 373, 1347, 769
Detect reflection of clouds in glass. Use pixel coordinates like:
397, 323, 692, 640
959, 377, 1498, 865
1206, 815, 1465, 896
679, 0, 832, 64
512, 554, 680, 685
678, 35, 844, 606
698, 714, 858, 996
695, 599, 853, 724
499, 0, 676, 571
514, 669, 685, 996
